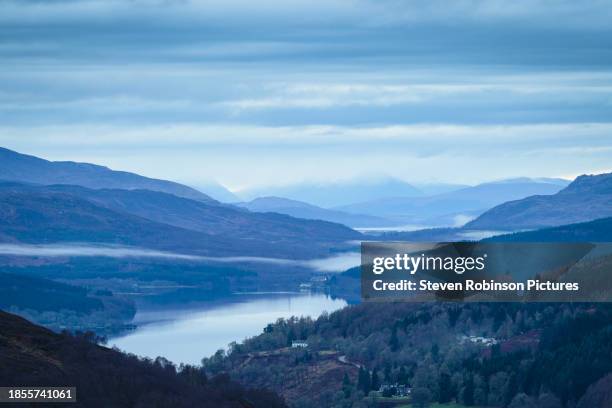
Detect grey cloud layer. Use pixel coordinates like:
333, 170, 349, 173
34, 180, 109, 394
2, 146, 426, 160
2, 0, 611, 67
0, 0, 611, 187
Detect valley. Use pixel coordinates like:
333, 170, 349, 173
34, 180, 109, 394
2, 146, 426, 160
1, 147, 611, 407
3, 2, 612, 406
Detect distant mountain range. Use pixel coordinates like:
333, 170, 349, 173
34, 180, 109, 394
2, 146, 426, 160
467, 172, 612, 230
0, 181, 360, 258
236, 178, 423, 208
0, 182, 235, 253
411, 182, 471, 195
192, 182, 241, 203
237, 196, 394, 228
0, 147, 365, 259
494, 177, 570, 187
336, 178, 569, 227
0, 147, 214, 202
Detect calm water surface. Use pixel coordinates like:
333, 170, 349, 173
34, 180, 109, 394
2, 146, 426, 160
111, 293, 347, 365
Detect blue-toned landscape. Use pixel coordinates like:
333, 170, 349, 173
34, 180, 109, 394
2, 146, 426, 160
1, 1, 612, 407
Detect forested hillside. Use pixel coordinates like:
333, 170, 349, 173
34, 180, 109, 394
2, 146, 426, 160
205, 303, 612, 408
487, 216, 612, 242
202, 219, 612, 408
0, 181, 360, 258
0, 310, 286, 407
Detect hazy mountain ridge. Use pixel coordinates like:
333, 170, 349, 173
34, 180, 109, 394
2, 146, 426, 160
489, 177, 570, 186
467, 172, 612, 230
0, 147, 214, 203
336, 179, 568, 226
0, 182, 360, 258
237, 178, 422, 208
193, 182, 242, 202
238, 196, 394, 228
0, 184, 228, 252
13, 183, 360, 241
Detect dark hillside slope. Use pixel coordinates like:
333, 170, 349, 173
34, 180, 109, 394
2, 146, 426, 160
0, 188, 231, 254
19, 183, 361, 242
487, 216, 612, 242
0, 183, 360, 258
0, 310, 286, 407
467, 173, 612, 230
0, 272, 102, 313
0, 147, 214, 202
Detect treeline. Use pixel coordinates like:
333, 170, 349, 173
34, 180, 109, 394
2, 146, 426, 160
0, 271, 137, 336
487, 216, 612, 242
206, 302, 612, 407
0, 272, 102, 313
1, 257, 251, 288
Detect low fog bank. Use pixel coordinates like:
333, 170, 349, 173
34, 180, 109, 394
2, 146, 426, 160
0, 243, 360, 273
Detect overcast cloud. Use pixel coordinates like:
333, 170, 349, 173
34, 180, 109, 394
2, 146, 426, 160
1, 0, 611, 189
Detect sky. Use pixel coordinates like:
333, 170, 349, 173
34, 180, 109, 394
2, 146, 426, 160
1, 0, 611, 191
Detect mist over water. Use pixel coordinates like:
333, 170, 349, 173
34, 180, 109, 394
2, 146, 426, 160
0, 243, 203, 260
306, 252, 360, 272
355, 224, 431, 232
0, 243, 360, 272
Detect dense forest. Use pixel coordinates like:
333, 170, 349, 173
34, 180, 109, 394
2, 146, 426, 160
486, 216, 612, 243
203, 302, 612, 408
0, 310, 286, 407
0, 271, 136, 335
0, 256, 259, 334
0, 272, 103, 313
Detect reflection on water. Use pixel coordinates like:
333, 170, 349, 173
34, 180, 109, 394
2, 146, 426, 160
355, 224, 431, 232
458, 230, 507, 240
111, 293, 347, 365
